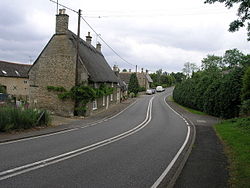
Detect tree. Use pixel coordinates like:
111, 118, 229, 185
201, 55, 223, 70
223, 48, 245, 68
204, 0, 250, 41
128, 73, 139, 95
182, 62, 198, 77
171, 72, 186, 83
122, 69, 127, 72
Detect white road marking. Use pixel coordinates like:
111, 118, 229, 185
151, 126, 190, 188
150, 95, 192, 188
0, 100, 137, 146
0, 97, 154, 181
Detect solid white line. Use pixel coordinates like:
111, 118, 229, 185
0, 97, 154, 181
150, 95, 191, 188
0, 100, 137, 146
151, 126, 190, 188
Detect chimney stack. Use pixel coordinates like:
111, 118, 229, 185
146, 69, 148, 73
129, 69, 131, 72
86, 32, 92, 45
96, 42, 101, 52
113, 65, 120, 72
141, 68, 144, 73
56, 9, 69, 35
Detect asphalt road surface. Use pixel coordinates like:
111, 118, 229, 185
0, 88, 188, 188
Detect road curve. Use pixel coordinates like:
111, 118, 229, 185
0, 88, 188, 187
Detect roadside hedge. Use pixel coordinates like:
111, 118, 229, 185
173, 67, 244, 119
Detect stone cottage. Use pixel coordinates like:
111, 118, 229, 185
0, 60, 30, 100
119, 68, 153, 90
28, 9, 120, 116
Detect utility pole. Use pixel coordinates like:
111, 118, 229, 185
136, 65, 137, 73
75, 9, 81, 86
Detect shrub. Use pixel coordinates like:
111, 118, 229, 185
0, 107, 50, 132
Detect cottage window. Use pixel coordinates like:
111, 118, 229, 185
94, 83, 98, 89
102, 96, 105, 106
111, 82, 114, 88
93, 100, 97, 110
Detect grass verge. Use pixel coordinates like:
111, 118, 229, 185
215, 117, 250, 187
168, 96, 207, 115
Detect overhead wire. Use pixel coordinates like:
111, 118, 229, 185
49, 0, 136, 68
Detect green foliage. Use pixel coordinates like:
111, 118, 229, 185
170, 72, 185, 83
204, 0, 250, 41
215, 117, 250, 187
122, 69, 127, 72
223, 48, 245, 68
139, 87, 146, 92
48, 84, 114, 116
150, 69, 175, 87
241, 66, 250, 101
128, 73, 139, 95
0, 107, 50, 132
47, 86, 67, 92
173, 66, 244, 119
240, 99, 250, 116
201, 55, 223, 70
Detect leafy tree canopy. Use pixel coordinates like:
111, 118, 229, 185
204, 0, 250, 40
122, 69, 127, 72
201, 55, 223, 70
223, 48, 245, 67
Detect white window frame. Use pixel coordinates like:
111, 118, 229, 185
92, 100, 97, 110
111, 82, 114, 88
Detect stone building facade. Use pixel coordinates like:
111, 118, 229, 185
119, 69, 153, 90
0, 60, 30, 100
29, 9, 119, 116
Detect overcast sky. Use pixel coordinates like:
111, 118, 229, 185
0, 0, 249, 73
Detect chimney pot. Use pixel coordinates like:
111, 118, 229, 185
96, 42, 101, 52
86, 32, 92, 45
141, 68, 144, 73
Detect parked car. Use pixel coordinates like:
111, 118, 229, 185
146, 89, 153, 95
151, 88, 156, 94
156, 86, 165, 92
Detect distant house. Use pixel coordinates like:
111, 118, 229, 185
0, 60, 30, 100
29, 9, 120, 117
119, 68, 153, 90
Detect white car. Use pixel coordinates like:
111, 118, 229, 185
156, 86, 165, 92
146, 89, 153, 95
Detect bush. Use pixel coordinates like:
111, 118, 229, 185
138, 87, 146, 92
240, 99, 250, 116
173, 67, 244, 119
0, 107, 50, 132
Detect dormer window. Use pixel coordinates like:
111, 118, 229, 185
2, 70, 7, 75
15, 70, 20, 76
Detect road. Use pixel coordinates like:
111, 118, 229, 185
0, 88, 189, 187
